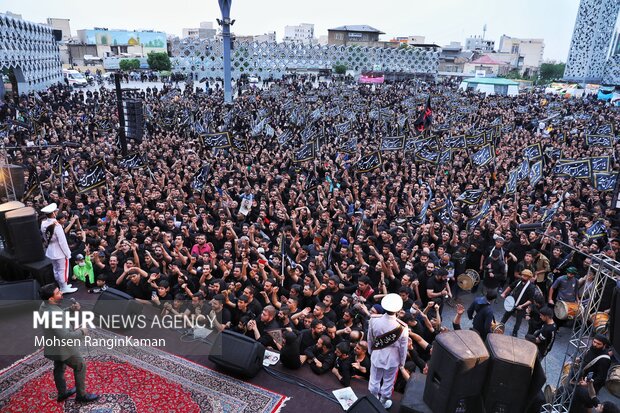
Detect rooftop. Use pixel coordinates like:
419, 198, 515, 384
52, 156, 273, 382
470, 55, 504, 65
329, 25, 385, 34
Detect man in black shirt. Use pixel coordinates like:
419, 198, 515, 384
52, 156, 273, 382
331, 341, 353, 386
426, 268, 451, 316
500, 269, 535, 337
581, 335, 612, 394
525, 307, 556, 359
305, 335, 335, 375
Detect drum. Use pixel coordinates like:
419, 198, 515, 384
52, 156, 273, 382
591, 312, 609, 335
554, 301, 583, 320
457, 269, 480, 291
490, 321, 505, 334
543, 384, 556, 404
504, 296, 516, 312
560, 362, 573, 386
606, 365, 620, 397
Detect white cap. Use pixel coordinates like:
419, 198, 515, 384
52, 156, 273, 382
381, 293, 403, 313
41, 203, 58, 214
257, 247, 265, 254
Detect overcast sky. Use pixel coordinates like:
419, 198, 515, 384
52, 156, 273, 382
4, 0, 583, 62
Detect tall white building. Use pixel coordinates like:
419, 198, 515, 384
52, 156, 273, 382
498, 35, 545, 76
283, 23, 315, 44
254, 32, 276, 43
47, 18, 71, 41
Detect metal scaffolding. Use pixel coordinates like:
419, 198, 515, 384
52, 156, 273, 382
0, 144, 17, 202
543, 253, 620, 413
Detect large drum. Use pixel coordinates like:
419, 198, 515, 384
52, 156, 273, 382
554, 301, 583, 320
591, 312, 610, 335
490, 321, 505, 334
457, 269, 480, 291
606, 365, 620, 397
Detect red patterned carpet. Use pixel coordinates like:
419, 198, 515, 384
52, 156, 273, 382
0, 330, 287, 413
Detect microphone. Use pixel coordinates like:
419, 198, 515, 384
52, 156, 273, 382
516, 222, 543, 231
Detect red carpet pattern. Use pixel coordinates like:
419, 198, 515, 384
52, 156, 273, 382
0, 330, 287, 413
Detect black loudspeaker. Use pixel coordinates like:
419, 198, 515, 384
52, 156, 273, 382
0, 165, 25, 200
401, 372, 433, 413
22, 258, 55, 285
93, 287, 143, 327
208, 330, 265, 378
610, 286, 620, 354
346, 395, 387, 413
0, 201, 25, 251
122, 99, 144, 141
5, 207, 45, 263
483, 335, 539, 413
423, 330, 489, 413
0, 279, 41, 308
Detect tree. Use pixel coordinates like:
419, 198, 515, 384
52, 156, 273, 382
147, 52, 171, 71
333, 64, 347, 75
119, 59, 140, 71
537, 63, 565, 85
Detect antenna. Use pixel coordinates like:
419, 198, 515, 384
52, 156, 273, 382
482, 24, 487, 40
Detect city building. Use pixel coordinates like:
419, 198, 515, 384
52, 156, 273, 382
465, 35, 495, 52
438, 42, 474, 75
459, 77, 519, 96
497, 35, 544, 77
283, 23, 315, 44
76, 28, 167, 58
46, 18, 71, 41
390, 36, 426, 46
182, 22, 216, 40
327, 25, 386, 47
463, 54, 510, 77
565, 0, 620, 84
254, 32, 276, 43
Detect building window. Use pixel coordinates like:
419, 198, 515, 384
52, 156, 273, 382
511, 44, 519, 54
335, 33, 343, 40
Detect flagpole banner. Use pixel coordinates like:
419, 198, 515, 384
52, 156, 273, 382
505, 169, 518, 194
76, 160, 107, 193
517, 159, 530, 182
529, 159, 543, 186
592, 123, 614, 136
443, 135, 466, 149
594, 172, 618, 191
437, 196, 454, 225
354, 152, 382, 173
416, 147, 439, 164
523, 143, 543, 160
471, 144, 494, 167
585, 220, 607, 240
380, 136, 405, 151
231, 137, 249, 153
22, 167, 41, 201
590, 156, 611, 172
466, 200, 491, 231
118, 153, 147, 169
413, 96, 432, 132
542, 199, 562, 224
404, 136, 431, 152
456, 189, 484, 205
585, 134, 613, 147
190, 164, 211, 191
466, 133, 486, 148
293, 143, 316, 163
277, 130, 293, 146
439, 149, 453, 165
552, 159, 592, 179
202, 132, 232, 149
339, 138, 357, 154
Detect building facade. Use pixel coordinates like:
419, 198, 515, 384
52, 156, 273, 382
0, 13, 62, 94
254, 32, 276, 43
498, 35, 544, 76
46, 18, 71, 41
283, 23, 314, 44
170, 38, 439, 80
76, 28, 167, 58
465, 36, 495, 52
328, 25, 385, 46
565, 0, 620, 83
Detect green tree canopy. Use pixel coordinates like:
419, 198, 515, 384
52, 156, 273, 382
538, 63, 566, 85
333, 63, 347, 75
147, 52, 171, 71
119, 59, 140, 71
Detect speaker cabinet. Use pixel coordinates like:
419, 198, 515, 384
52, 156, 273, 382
93, 287, 143, 328
0, 201, 25, 252
346, 395, 387, 413
483, 335, 539, 413
423, 330, 489, 413
5, 207, 44, 263
610, 286, 620, 354
0, 279, 40, 308
209, 330, 265, 378
401, 372, 433, 413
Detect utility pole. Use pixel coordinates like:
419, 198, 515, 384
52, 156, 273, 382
217, 0, 234, 104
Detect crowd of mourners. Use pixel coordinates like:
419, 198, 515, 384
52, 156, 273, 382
2, 73, 620, 412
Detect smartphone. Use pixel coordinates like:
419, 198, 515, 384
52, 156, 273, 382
586, 372, 594, 381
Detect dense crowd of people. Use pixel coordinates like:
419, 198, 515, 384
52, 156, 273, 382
2, 73, 620, 411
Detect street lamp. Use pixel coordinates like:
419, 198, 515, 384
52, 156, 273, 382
217, 0, 234, 104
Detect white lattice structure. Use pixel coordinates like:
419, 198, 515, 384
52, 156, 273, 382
0, 13, 63, 94
564, 0, 620, 83
170, 38, 439, 79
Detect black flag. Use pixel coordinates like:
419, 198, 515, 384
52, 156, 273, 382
413, 96, 432, 132
22, 167, 41, 201
354, 152, 382, 173
457, 189, 484, 205
76, 160, 106, 193
190, 165, 211, 191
